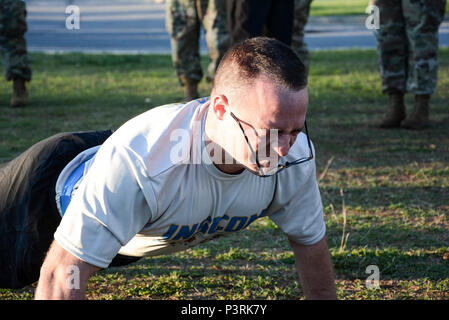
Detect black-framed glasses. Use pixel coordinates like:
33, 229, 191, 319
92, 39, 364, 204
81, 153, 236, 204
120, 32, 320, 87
229, 111, 314, 177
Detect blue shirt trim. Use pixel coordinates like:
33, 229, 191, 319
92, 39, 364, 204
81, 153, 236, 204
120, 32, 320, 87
59, 153, 95, 216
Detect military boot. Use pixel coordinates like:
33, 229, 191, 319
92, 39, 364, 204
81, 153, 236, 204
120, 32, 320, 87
180, 75, 199, 102
379, 91, 406, 128
11, 77, 28, 108
401, 94, 431, 130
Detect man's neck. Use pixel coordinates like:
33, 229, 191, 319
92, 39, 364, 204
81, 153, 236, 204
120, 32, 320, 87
204, 110, 245, 175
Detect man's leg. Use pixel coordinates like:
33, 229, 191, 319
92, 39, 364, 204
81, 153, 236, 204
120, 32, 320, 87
199, 0, 231, 82
226, 0, 248, 45
265, 0, 294, 46
291, 0, 313, 73
401, 0, 446, 129
226, 0, 271, 45
0, 0, 32, 107
166, 0, 202, 101
0, 130, 113, 289
374, 0, 408, 128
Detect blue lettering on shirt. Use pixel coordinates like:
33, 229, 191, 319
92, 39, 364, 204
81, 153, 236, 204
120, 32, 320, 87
162, 209, 267, 242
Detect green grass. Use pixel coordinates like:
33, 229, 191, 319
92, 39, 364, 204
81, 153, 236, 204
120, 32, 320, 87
310, 0, 371, 16
310, 0, 449, 16
1, 49, 448, 300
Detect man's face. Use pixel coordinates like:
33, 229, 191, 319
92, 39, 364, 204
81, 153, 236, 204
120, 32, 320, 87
223, 77, 309, 176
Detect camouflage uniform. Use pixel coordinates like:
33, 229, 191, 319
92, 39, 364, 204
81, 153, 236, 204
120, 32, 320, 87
166, 0, 230, 83
291, 0, 313, 73
374, 0, 446, 95
0, 0, 32, 82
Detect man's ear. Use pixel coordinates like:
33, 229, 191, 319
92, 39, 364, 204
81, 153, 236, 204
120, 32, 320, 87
211, 94, 229, 121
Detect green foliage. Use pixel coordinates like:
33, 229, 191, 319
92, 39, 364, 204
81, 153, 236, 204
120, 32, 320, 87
310, 0, 371, 16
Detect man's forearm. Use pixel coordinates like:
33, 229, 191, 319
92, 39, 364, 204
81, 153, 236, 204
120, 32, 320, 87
290, 237, 337, 300
35, 241, 100, 300
35, 264, 87, 300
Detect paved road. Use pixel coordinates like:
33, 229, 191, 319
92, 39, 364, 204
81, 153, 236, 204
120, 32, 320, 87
25, 0, 449, 53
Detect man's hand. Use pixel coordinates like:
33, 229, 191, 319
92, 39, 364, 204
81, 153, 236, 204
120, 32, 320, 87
35, 241, 101, 300
289, 236, 337, 300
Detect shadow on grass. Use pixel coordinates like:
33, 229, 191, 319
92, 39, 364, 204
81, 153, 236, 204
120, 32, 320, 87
326, 222, 448, 251
321, 186, 449, 209
330, 247, 449, 280
99, 243, 448, 282
312, 122, 449, 169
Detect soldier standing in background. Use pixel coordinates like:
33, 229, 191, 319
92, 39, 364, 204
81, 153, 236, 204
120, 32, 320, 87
291, 0, 313, 75
374, 0, 446, 129
0, 0, 31, 108
166, 0, 230, 101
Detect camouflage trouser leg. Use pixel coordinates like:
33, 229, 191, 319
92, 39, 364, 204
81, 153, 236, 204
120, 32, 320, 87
198, 0, 230, 81
291, 0, 313, 73
0, 0, 32, 82
166, 0, 203, 83
166, 0, 229, 83
374, 0, 445, 95
374, 0, 408, 94
403, 0, 446, 95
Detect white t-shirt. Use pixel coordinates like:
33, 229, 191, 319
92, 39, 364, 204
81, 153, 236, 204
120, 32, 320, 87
54, 98, 325, 268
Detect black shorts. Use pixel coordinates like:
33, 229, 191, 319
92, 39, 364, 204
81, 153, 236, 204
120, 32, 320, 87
0, 130, 140, 289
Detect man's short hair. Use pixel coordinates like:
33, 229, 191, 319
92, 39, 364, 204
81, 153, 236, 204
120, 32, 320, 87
212, 37, 307, 97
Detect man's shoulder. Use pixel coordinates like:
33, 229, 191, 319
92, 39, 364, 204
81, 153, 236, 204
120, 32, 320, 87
98, 98, 209, 177
118, 98, 208, 137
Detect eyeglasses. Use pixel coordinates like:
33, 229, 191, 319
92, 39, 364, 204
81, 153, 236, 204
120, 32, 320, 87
229, 111, 314, 177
